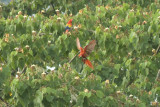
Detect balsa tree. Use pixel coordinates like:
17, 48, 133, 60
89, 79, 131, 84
0, 0, 160, 106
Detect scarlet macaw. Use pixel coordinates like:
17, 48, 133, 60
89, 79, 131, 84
65, 19, 73, 33
76, 38, 96, 69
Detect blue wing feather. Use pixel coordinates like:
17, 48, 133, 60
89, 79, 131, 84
65, 26, 70, 31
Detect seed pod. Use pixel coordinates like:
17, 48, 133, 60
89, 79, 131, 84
142, 21, 147, 25
0, 67, 2, 72
129, 94, 133, 98
48, 41, 51, 45
41, 10, 45, 13
104, 27, 109, 32
18, 11, 22, 15
58, 73, 63, 79
74, 26, 78, 30
130, 9, 134, 12
116, 35, 120, 39
32, 30, 36, 36
5, 33, 9, 38
70, 13, 72, 17
31, 64, 36, 71
116, 91, 121, 94
70, 100, 72, 103
84, 89, 89, 93
4, 38, 9, 42
152, 49, 156, 54
57, 17, 61, 22
151, 101, 158, 106
17, 71, 21, 76
128, 52, 131, 56
41, 72, 46, 78
105, 80, 109, 86
136, 99, 140, 103
148, 91, 152, 95
78, 24, 82, 28
0, 5, 2, 12
79, 9, 83, 14
16, 15, 18, 18
118, 25, 122, 29
115, 25, 118, 30
25, 45, 30, 49
18, 48, 24, 53
56, 9, 60, 14
14, 47, 19, 51
105, 5, 109, 10
74, 76, 79, 80
23, 15, 27, 19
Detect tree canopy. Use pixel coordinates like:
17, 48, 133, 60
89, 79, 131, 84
0, 0, 160, 106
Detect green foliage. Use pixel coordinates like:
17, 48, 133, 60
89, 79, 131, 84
0, 0, 160, 106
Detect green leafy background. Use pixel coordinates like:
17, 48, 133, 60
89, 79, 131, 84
0, 0, 160, 106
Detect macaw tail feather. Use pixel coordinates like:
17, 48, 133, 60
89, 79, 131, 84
65, 29, 69, 33
84, 59, 94, 69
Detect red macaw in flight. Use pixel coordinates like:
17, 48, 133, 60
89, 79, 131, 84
65, 19, 73, 33
76, 38, 96, 69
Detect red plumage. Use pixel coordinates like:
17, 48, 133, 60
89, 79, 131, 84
76, 38, 96, 69
83, 59, 94, 69
65, 19, 73, 33
67, 19, 73, 24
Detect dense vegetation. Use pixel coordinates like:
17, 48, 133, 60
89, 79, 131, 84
0, 0, 160, 106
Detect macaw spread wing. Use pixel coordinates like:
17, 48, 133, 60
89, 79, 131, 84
76, 38, 81, 50
84, 40, 96, 57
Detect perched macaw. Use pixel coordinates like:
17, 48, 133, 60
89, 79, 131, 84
65, 19, 73, 33
76, 38, 96, 69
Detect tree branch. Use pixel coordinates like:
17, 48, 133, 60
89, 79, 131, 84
39, 33, 53, 36
21, 65, 27, 74
155, 69, 160, 81
80, 63, 84, 73
50, 3, 56, 14
156, 45, 160, 55
69, 52, 80, 64
0, 97, 10, 107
